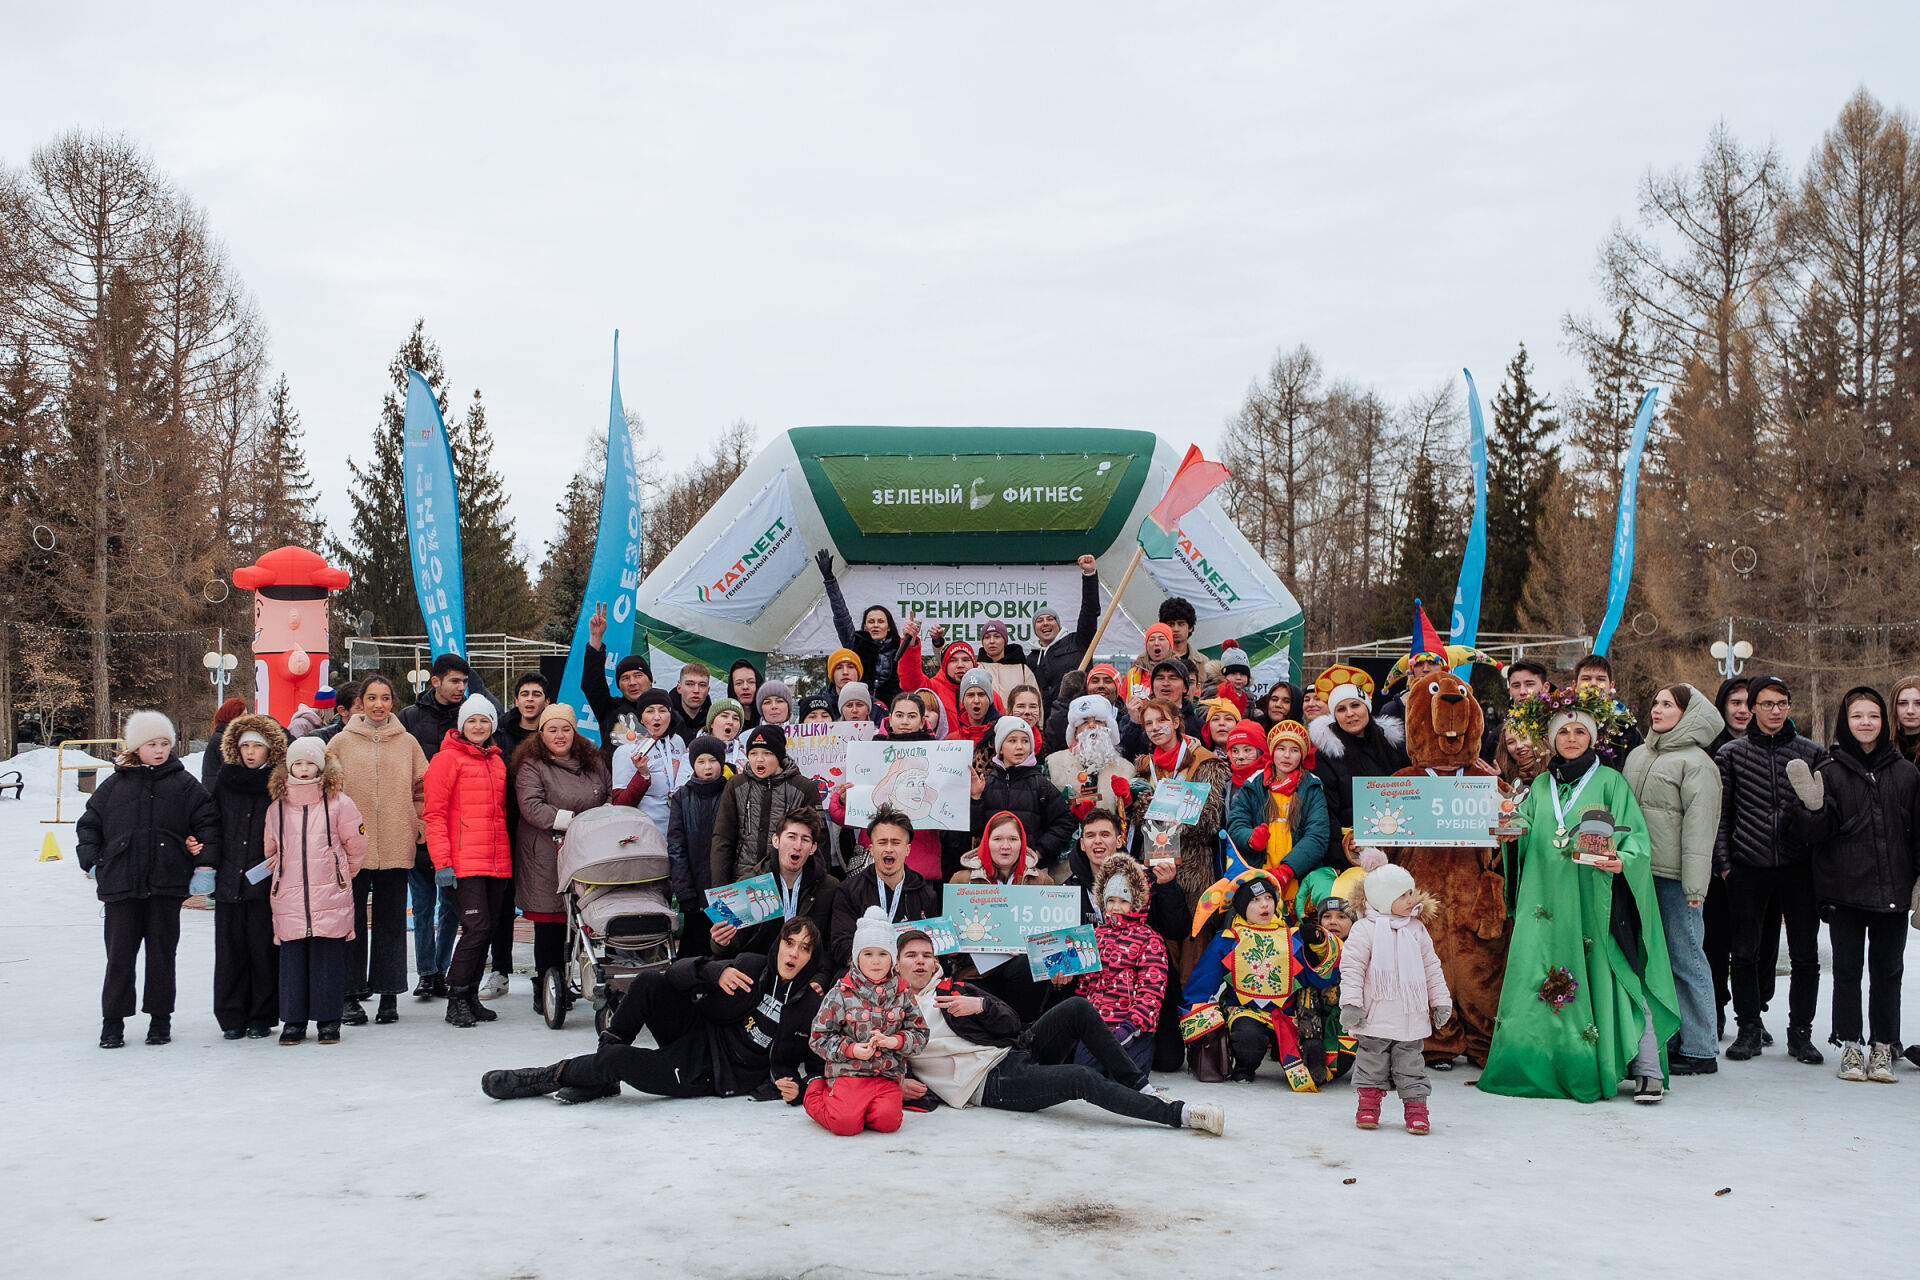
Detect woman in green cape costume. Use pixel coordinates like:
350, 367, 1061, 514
1479, 692, 1681, 1103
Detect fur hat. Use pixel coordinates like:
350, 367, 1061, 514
851, 906, 898, 963
285, 736, 329, 774
1066, 695, 1119, 744
1363, 863, 1416, 914
960, 667, 996, 699
704, 697, 745, 727
993, 715, 1034, 754
123, 710, 176, 750
836, 682, 872, 711
827, 647, 864, 678
1098, 854, 1150, 912
755, 679, 795, 719
220, 713, 286, 766
1218, 643, 1251, 677
457, 694, 497, 734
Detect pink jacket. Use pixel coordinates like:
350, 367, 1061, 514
1338, 906, 1449, 1043
264, 758, 369, 943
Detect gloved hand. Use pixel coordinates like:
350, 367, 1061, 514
1113, 1021, 1139, 1047
1109, 774, 1133, 805
1432, 1005, 1453, 1028
189, 867, 216, 897
1341, 1005, 1365, 1033
1296, 911, 1323, 946
814, 548, 835, 578
435, 867, 455, 888
1785, 758, 1824, 811
1248, 825, 1269, 852
1270, 864, 1294, 890
553, 809, 575, 834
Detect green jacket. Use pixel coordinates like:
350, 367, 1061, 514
1621, 687, 1724, 899
1224, 769, 1331, 880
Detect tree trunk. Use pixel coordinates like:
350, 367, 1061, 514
91, 417, 111, 739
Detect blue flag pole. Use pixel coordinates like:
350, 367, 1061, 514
559, 333, 647, 744
1591, 387, 1661, 656
1449, 369, 1489, 674
401, 369, 466, 658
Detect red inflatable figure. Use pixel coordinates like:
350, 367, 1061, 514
232, 546, 352, 727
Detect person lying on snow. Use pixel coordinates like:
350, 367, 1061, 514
481, 917, 827, 1105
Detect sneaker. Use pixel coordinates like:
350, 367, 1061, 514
1181, 1101, 1225, 1136
478, 971, 509, 1001
1838, 1043, 1867, 1082
1138, 1080, 1175, 1102
100, 1018, 125, 1049
279, 1022, 307, 1045
1867, 1044, 1897, 1084
1633, 1075, 1664, 1104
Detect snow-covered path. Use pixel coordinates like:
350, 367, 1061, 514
0, 752, 1910, 1278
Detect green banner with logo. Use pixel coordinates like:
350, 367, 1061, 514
817, 453, 1132, 535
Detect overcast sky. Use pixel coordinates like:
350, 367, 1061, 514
3, 3, 1913, 557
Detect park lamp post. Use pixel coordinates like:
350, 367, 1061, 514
203, 628, 239, 711
1709, 621, 1753, 680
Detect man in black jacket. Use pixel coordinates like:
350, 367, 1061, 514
1715, 675, 1829, 1064
481, 918, 826, 1105
582, 601, 653, 753
1031, 555, 1103, 710
828, 806, 941, 971
893, 931, 1222, 1133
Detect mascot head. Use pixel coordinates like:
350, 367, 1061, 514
1404, 670, 1483, 769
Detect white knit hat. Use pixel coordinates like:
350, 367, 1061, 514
1066, 694, 1118, 744
286, 736, 328, 774
122, 710, 176, 750
851, 906, 898, 963
457, 693, 497, 734
1547, 707, 1601, 746
1328, 683, 1368, 713
1363, 863, 1416, 914
993, 715, 1034, 754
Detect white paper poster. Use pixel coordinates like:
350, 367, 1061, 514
782, 564, 1144, 656
661, 471, 806, 624
842, 739, 972, 832
785, 719, 879, 792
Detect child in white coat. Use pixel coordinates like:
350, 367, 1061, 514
1339, 864, 1450, 1135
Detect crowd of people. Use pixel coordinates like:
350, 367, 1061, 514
72, 549, 1920, 1138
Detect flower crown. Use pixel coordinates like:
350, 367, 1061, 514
1505, 687, 1637, 747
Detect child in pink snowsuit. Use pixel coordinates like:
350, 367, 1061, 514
265, 738, 368, 1045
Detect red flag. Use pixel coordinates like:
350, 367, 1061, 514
1147, 445, 1230, 534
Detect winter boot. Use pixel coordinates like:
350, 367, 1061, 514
245, 1024, 274, 1038
145, 1015, 170, 1046
1837, 1043, 1867, 1082
1403, 1097, 1431, 1134
1868, 1044, 1897, 1084
279, 1022, 307, 1045
317, 1021, 341, 1045
470, 994, 498, 1023
375, 994, 399, 1024
412, 974, 436, 999
428, 974, 450, 999
1786, 1025, 1825, 1065
1726, 1023, 1765, 1060
100, 1018, 125, 1049
341, 998, 369, 1027
555, 1081, 622, 1105
1355, 1086, 1384, 1129
444, 989, 478, 1028
481, 1062, 566, 1100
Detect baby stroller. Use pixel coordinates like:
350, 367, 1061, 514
544, 805, 678, 1034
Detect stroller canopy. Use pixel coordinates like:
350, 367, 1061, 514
558, 806, 671, 888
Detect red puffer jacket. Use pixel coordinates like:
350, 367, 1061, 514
1078, 909, 1170, 1033
423, 731, 511, 878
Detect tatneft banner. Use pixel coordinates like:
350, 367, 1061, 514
815, 453, 1133, 535
781, 564, 1146, 655
660, 471, 806, 624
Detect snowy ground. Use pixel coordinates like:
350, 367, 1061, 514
1, 745, 1913, 1279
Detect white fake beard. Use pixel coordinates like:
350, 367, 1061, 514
1073, 727, 1119, 772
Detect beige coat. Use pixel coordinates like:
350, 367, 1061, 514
328, 712, 428, 871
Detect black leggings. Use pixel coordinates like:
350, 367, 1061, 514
979, 997, 1182, 1127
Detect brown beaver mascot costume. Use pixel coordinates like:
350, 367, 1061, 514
1365, 671, 1509, 1067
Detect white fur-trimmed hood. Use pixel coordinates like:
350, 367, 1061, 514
1309, 712, 1404, 760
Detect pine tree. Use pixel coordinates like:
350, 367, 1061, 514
1482, 344, 1560, 633
452, 388, 541, 636
334, 320, 446, 637
538, 458, 602, 645
251, 373, 323, 550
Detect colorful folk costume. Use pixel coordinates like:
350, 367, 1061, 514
1180, 869, 1339, 1089
1374, 671, 1510, 1067
1479, 691, 1681, 1102
1290, 864, 1357, 1083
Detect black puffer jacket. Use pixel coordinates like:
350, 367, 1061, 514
209, 716, 284, 904
1031, 572, 1102, 709
1788, 697, 1920, 913
76, 757, 221, 902
1309, 713, 1410, 831
1714, 721, 1828, 874
971, 759, 1076, 866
